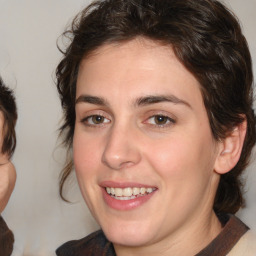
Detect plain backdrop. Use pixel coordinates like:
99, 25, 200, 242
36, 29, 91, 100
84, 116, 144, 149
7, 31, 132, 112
0, 0, 255, 255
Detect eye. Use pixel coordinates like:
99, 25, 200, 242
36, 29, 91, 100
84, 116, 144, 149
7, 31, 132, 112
82, 115, 110, 126
146, 115, 175, 126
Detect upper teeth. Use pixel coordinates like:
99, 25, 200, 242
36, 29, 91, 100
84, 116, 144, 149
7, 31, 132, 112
106, 187, 155, 197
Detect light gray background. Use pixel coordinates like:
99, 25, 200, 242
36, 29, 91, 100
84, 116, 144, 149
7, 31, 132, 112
0, 0, 255, 255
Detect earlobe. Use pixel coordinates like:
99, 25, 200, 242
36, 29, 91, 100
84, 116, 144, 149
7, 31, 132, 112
214, 120, 247, 174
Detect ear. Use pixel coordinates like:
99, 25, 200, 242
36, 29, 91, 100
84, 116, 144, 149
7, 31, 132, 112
214, 119, 247, 174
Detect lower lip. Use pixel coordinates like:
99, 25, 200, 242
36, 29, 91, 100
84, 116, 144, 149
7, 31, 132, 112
102, 188, 157, 211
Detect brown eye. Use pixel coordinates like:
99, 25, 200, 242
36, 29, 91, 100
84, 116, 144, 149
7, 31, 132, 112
82, 115, 110, 126
154, 115, 169, 125
92, 115, 105, 124
146, 114, 175, 127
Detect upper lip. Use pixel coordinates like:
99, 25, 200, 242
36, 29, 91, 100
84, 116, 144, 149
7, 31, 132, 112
100, 181, 157, 189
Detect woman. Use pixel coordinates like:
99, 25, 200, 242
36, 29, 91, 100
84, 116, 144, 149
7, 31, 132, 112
0, 77, 17, 256
55, 0, 256, 255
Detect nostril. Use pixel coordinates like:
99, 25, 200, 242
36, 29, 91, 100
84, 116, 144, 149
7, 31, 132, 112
119, 161, 135, 169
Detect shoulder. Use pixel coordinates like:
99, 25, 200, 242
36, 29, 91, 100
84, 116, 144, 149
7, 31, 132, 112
56, 230, 115, 256
0, 216, 14, 256
227, 226, 256, 256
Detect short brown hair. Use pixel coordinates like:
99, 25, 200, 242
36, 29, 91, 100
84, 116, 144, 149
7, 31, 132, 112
0, 78, 17, 157
56, 0, 256, 214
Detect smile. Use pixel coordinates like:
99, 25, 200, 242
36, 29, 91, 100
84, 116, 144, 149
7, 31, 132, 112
105, 187, 156, 200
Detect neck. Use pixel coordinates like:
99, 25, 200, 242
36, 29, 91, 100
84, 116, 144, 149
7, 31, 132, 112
114, 211, 222, 256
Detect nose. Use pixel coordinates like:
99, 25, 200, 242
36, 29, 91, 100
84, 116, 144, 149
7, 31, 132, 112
101, 125, 141, 170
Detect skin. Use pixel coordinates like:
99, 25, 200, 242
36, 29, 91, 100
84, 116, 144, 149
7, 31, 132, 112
73, 38, 242, 256
0, 111, 16, 213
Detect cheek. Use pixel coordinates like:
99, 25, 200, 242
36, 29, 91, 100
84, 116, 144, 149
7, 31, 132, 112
145, 132, 215, 181
146, 134, 217, 217
73, 131, 103, 210
147, 137, 193, 173
73, 131, 101, 179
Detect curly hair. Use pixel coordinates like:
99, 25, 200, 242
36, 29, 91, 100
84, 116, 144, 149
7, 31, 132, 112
56, 0, 256, 214
0, 78, 17, 158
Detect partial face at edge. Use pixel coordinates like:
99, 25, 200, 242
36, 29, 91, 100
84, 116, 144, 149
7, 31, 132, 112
73, 38, 222, 248
0, 111, 8, 163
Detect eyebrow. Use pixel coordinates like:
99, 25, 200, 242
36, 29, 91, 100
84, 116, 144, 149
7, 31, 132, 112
75, 95, 108, 106
135, 95, 192, 108
75, 94, 191, 109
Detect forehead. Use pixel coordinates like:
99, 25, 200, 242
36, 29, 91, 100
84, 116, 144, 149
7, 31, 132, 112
76, 38, 204, 110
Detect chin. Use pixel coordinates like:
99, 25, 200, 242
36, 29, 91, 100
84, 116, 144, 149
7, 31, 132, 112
101, 222, 155, 247
106, 233, 151, 247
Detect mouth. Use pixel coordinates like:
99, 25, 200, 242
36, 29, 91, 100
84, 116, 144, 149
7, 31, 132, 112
105, 187, 157, 201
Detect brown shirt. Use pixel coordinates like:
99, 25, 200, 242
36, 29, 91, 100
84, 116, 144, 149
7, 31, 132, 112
56, 214, 249, 256
0, 215, 14, 256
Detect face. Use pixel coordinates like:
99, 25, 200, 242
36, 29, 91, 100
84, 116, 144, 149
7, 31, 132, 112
0, 111, 8, 163
0, 112, 4, 145
73, 39, 221, 250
